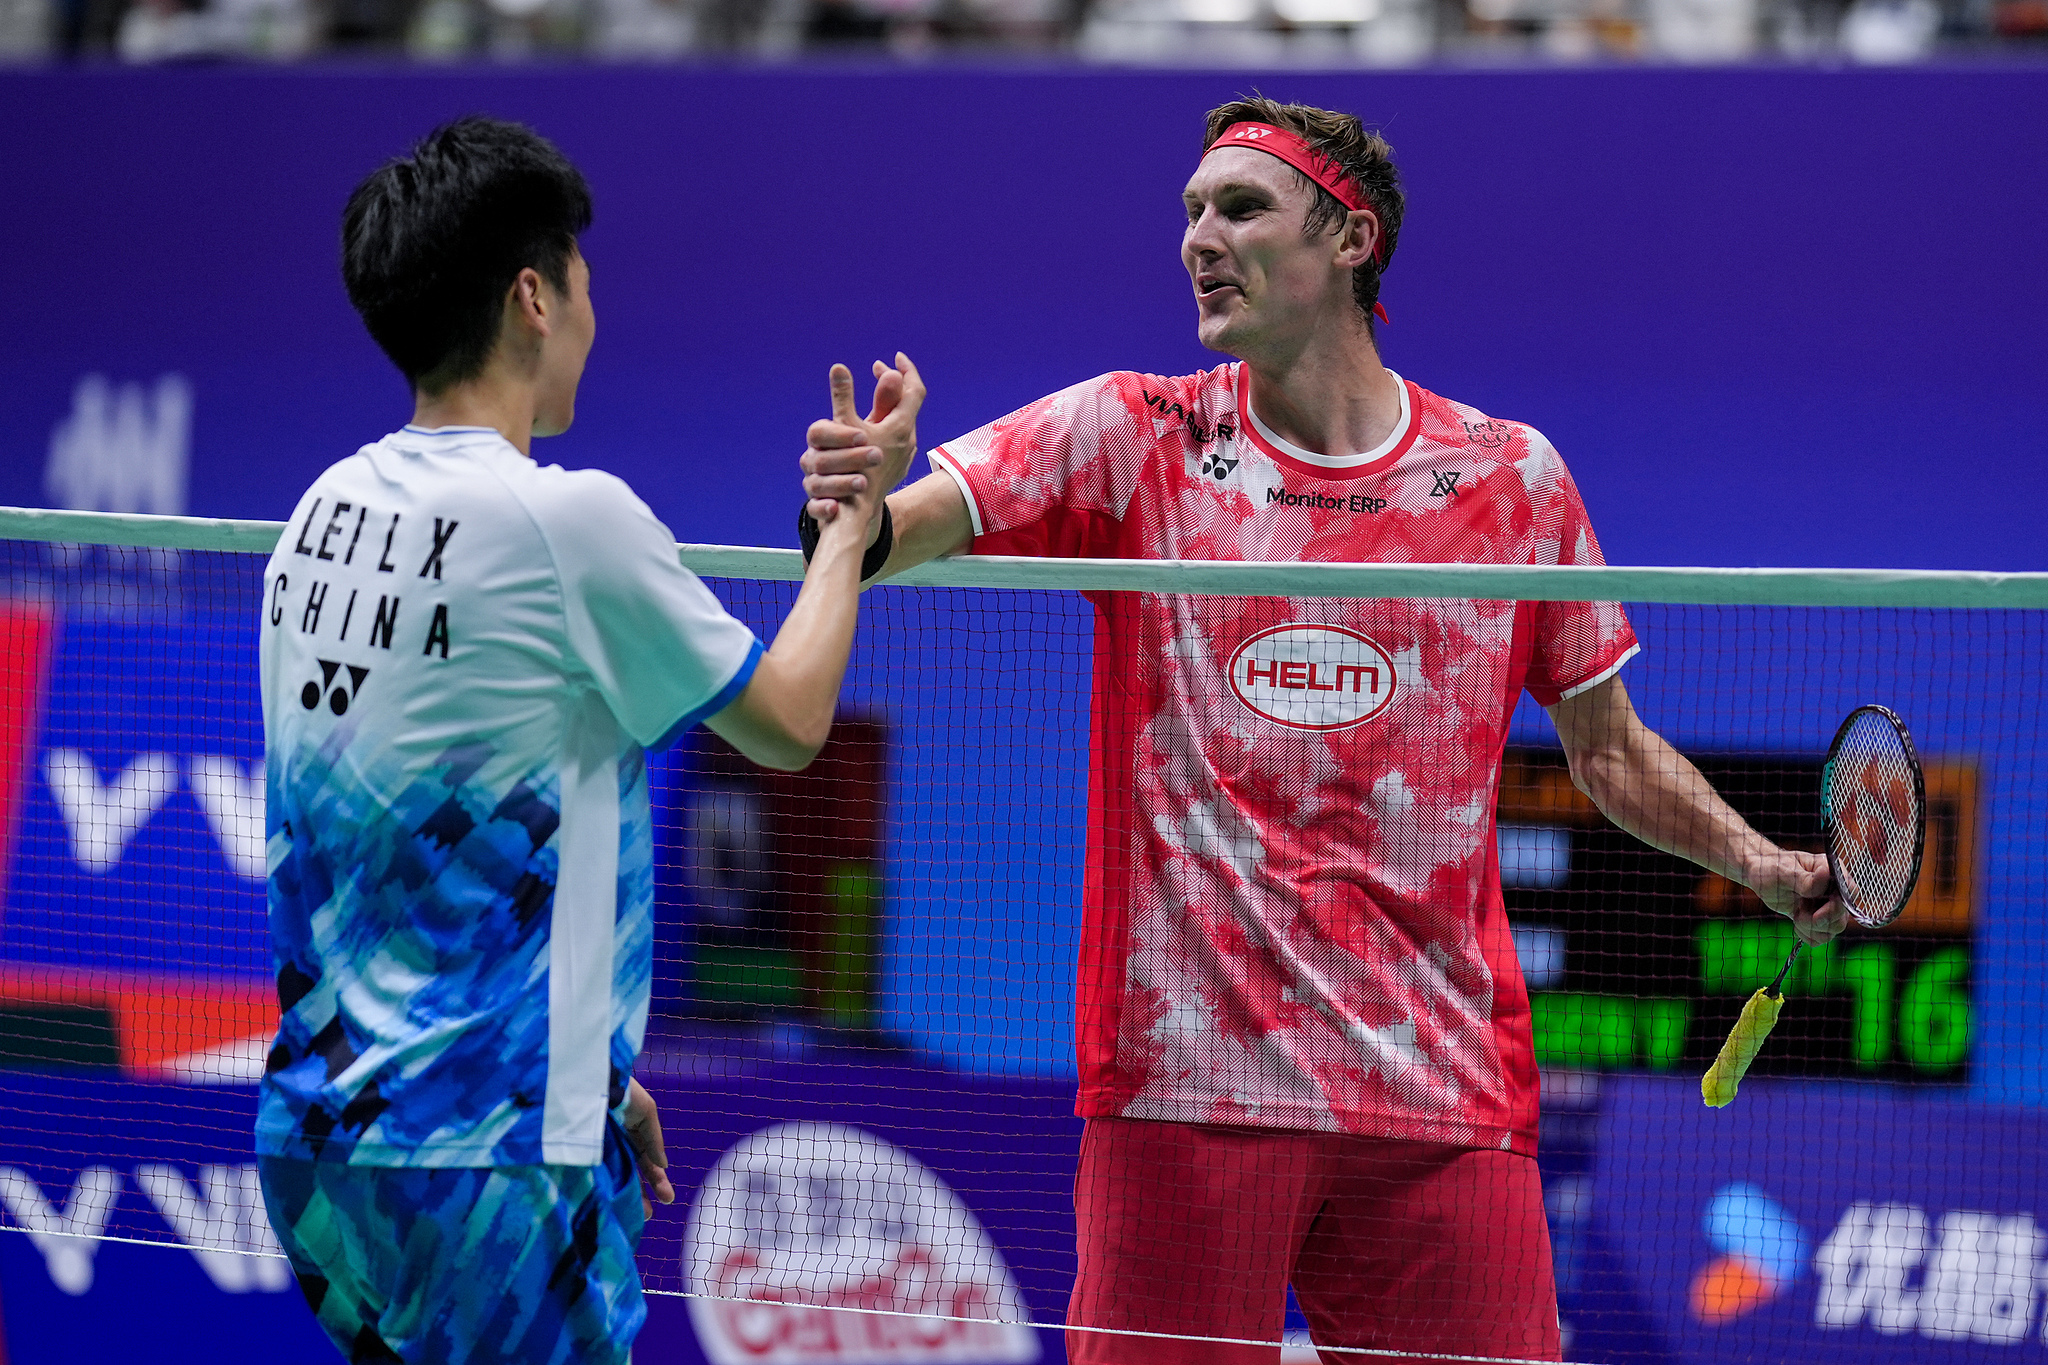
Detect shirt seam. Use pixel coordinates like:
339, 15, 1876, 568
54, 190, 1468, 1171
653, 637, 763, 750
470, 450, 604, 703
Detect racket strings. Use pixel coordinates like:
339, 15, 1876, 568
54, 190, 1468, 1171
1825, 712, 1923, 927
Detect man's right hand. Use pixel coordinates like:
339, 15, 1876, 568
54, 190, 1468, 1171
1749, 847, 1851, 947
708, 360, 909, 773
803, 352, 924, 534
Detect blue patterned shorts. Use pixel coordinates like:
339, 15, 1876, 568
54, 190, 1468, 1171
258, 1118, 647, 1365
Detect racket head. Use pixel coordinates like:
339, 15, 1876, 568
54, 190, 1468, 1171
1821, 704, 1927, 929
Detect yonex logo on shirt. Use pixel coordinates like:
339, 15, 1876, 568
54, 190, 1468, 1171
301, 659, 370, 716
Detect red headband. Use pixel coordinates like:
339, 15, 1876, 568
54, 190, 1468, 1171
1203, 121, 1390, 322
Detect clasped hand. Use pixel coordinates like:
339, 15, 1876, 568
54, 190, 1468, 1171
802, 352, 924, 532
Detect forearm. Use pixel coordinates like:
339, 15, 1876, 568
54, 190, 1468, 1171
870, 471, 973, 582
1572, 726, 1774, 888
1552, 676, 1844, 943
707, 522, 864, 769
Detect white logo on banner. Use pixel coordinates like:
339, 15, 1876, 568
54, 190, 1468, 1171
1815, 1201, 2047, 1345
43, 750, 265, 879
0, 1164, 292, 1297
186, 756, 266, 879
1227, 623, 1399, 731
133, 1164, 293, 1292
0, 1165, 121, 1294
46, 374, 191, 517
43, 750, 180, 873
684, 1123, 1042, 1365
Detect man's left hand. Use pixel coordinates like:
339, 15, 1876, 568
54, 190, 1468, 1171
623, 1077, 675, 1218
1749, 849, 1851, 947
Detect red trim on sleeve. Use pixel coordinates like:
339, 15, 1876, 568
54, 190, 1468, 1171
1524, 636, 1640, 709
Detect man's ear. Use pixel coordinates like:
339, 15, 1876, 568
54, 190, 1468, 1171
508, 266, 554, 339
1333, 209, 1380, 271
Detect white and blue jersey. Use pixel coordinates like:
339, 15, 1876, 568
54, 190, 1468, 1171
256, 426, 760, 1168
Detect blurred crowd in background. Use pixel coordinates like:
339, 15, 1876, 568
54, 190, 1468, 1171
0, 0, 2040, 72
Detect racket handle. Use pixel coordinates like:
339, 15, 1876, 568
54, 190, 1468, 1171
1702, 988, 1785, 1108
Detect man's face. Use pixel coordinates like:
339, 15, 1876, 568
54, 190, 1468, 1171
1182, 147, 1343, 360
533, 247, 595, 438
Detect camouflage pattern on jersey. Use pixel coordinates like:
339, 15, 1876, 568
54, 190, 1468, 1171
931, 365, 1638, 1155
260, 733, 653, 1166
257, 1117, 646, 1365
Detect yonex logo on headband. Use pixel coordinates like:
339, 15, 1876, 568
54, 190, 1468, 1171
1202, 121, 1390, 280
1207, 123, 1370, 214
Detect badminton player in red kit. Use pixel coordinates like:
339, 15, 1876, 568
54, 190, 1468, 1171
799, 96, 1847, 1364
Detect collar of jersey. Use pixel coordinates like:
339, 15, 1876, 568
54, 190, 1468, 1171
400, 424, 505, 438
1236, 364, 1418, 478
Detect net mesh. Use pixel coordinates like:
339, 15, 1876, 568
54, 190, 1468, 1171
0, 516, 2042, 1365
1822, 708, 1927, 929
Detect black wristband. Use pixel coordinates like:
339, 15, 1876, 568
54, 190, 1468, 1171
797, 502, 822, 561
798, 501, 894, 582
863, 502, 895, 581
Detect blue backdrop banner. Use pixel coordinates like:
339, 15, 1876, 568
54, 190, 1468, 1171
0, 67, 2042, 573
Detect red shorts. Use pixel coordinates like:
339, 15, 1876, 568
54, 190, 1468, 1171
1065, 1117, 1560, 1365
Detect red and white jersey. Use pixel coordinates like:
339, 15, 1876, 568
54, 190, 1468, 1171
929, 364, 1637, 1155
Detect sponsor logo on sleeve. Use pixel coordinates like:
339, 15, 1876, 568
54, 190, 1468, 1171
1227, 624, 1398, 731
1460, 418, 1513, 451
684, 1122, 1042, 1364
1144, 390, 1239, 483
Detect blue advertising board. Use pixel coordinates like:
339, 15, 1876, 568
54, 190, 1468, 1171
1, 68, 2043, 574
0, 1062, 1079, 1365
1593, 1076, 2048, 1364
9, 1063, 2048, 1364
0, 1074, 330, 1365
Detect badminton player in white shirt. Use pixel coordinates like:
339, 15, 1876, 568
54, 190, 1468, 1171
256, 115, 912, 1365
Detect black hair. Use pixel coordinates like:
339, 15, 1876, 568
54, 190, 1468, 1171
341, 116, 593, 395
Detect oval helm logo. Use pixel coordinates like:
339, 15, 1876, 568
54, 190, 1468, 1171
1228, 623, 1398, 731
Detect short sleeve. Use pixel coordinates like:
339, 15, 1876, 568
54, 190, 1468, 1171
534, 470, 763, 749
927, 373, 1152, 559
1522, 442, 1639, 707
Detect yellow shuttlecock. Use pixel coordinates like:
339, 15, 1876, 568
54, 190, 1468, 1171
1702, 987, 1784, 1108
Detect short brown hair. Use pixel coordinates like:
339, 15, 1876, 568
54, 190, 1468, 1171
1202, 95, 1403, 330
